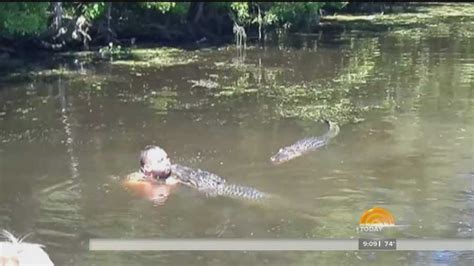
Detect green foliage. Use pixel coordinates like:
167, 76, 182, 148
230, 2, 250, 24
265, 2, 343, 29
61, 3, 78, 18
83, 2, 106, 21
0, 3, 49, 35
226, 2, 348, 30
0, 2, 349, 39
140, 2, 176, 14
170, 2, 190, 16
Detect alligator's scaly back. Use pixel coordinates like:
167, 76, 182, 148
171, 164, 268, 201
169, 165, 332, 224
270, 120, 340, 165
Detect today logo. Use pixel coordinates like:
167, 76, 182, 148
357, 207, 396, 232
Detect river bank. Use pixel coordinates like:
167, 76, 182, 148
0, 3, 449, 58
1, 3, 472, 79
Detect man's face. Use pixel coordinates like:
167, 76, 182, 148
141, 147, 171, 179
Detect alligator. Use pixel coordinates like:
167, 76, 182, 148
171, 164, 267, 200
124, 146, 330, 223
188, 79, 219, 89
270, 120, 340, 165
126, 145, 267, 201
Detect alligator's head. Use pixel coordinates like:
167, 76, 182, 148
326, 120, 340, 139
140, 145, 172, 180
270, 146, 302, 165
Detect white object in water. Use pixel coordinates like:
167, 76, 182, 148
0, 230, 54, 266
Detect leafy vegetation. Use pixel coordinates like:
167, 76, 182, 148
82, 2, 106, 21
0, 2, 350, 44
265, 2, 347, 30
0, 3, 49, 35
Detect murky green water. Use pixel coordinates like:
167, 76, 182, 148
1, 5, 473, 266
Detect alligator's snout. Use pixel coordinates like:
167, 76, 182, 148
270, 158, 285, 165
270, 149, 293, 165
270, 120, 339, 164
270, 154, 282, 164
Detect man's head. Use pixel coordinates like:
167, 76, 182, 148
139, 145, 171, 180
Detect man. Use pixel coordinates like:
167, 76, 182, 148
123, 145, 267, 202
122, 145, 179, 205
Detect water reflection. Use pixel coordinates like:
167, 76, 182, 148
58, 72, 80, 179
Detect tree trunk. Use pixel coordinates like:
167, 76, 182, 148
256, 3, 262, 42
53, 2, 63, 30
187, 2, 205, 24
106, 2, 112, 43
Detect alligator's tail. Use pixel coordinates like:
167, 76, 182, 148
212, 183, 268, 201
